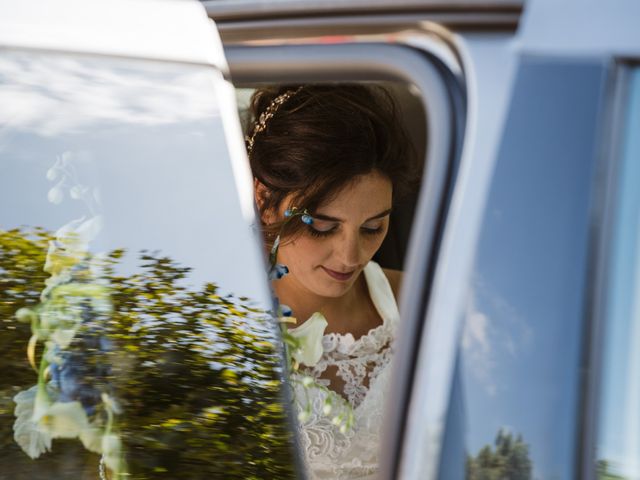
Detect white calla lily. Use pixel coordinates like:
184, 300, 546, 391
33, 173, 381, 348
13, 386, 52, 459
289, 312, 328, 367
37, 401, 90, 439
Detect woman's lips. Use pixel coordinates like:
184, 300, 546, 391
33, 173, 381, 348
321, 266, 355, 282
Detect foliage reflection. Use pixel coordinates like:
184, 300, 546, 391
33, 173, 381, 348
466, 429, 532, 480
0, 227, 295, 479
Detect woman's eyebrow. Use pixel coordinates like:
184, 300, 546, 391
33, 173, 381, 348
313, 208, 392, 222
367, 208, 393, 221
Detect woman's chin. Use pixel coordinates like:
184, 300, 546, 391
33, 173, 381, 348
288, 269, 359, 298
319, 286, 351, 298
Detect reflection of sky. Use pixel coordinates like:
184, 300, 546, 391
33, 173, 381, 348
598, 69, 640, 477
459, 60, 605, 479
0, 50, 271, 309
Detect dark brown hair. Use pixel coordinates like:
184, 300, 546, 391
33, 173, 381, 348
246, 84, 418, 242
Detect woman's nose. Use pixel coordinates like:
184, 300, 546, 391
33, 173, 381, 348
336, 231, 362, 268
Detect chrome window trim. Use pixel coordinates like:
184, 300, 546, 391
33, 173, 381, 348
396, 32, 518, 479
212, 15, 520, 46
223, 41, 460, 480
203, 0, 523, 25
581, 63, 636, 480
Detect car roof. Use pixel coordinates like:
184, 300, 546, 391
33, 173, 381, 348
0, 0, 227, 69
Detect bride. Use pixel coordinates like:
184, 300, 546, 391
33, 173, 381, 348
247, 84, 417, 479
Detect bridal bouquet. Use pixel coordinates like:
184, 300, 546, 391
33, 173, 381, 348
12, 153, 126, 479
12, 224, 125, 478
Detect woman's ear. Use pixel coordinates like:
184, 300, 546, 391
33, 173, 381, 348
254, 178, 267, 211
254, 178, 275, 223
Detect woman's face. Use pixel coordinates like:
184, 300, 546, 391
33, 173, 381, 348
277, 171, 393, 298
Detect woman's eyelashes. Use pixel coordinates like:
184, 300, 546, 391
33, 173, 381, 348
307, 223, 385, 238
361, 225, 384, 235
307, 223, 338, 238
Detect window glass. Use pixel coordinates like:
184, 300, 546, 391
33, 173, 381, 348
0, 50, 296, 479
445, 59, 606, 479
596, 67, 640, 480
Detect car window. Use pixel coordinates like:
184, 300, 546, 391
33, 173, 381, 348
438, 58, 608, 479
0, 50, 297, 479
595, 66, 640, 480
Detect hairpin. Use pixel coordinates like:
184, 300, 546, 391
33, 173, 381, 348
246, 86, 304, 156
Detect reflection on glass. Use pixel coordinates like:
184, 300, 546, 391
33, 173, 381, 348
596, 68, 640, 480
451, 60, 605, 480
0, 49, 295, 479
466, 429, 532, 480
1, 227, 295, 479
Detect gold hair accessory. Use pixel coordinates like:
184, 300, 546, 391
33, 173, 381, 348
246, 86, 303, 156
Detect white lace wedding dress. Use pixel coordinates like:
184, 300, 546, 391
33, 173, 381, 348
290, 261, 399, 479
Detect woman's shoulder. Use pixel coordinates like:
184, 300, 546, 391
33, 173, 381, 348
381, 267, 403, 303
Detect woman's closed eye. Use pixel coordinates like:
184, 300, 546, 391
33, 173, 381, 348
361, 224, 384, 235
361, 220, 385, 235
307, 221, 385, 238
307, 221, 338, 238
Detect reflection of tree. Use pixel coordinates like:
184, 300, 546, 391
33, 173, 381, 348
0, 227, 296, 479
596, 460, 627, 480
466, 429, 532, 480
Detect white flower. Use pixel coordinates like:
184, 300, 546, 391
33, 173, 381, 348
79, 425, 103, 454
15, 307, 37, 324
43, 215, 103, 277
13, 386, 108, 459
297, 409, 311, 423
13, 386, 52, 459
36, 401, 90, 439
54, 215, 103, 253
288, 312, 328, 367
47, 185, 64, 204
31, 386, 90, 440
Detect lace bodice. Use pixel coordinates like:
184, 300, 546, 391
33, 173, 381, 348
289, 261, 400, 479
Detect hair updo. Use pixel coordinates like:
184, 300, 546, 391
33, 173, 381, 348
246, 84, 418, 241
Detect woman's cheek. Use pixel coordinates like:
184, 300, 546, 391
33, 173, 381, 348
369, 241, 384, 259
287, 237, 326, 269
